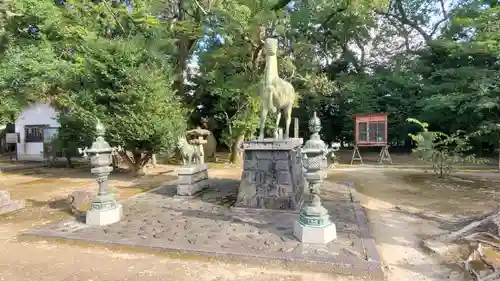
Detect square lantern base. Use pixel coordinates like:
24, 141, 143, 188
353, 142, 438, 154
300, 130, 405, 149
293, 220, 337, 244
85, 204, 123, 226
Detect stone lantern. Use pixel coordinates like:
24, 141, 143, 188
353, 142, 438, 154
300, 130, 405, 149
328, 142, 341, 168
176, 127, 211, 197
293, 112, 336, 244
80, 120, 122, 226
185, 127, 211, 165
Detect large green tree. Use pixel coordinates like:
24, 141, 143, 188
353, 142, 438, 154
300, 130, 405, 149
189, 0, 387, 162
1, 0, 187, 175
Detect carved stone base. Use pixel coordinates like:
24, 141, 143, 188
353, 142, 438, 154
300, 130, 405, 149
236, 138, 305, 210
293, 220, 337, 244
86, 204, 123, 226
176, 164, 209, 196
0, 190, 25, 215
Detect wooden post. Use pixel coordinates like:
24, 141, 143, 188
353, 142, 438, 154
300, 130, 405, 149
350, 146, 363, 165
377, 145, 392, 164
10, 144, 15, 162
294, 117, 299, 138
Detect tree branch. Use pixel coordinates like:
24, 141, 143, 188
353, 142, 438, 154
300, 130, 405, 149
118, 151, 134, 168
341, 43, 362, 73
354, 38, 365, 67
376, 0, 449, 43
140, 151, 153, 166
375, 10, 431, 42
271, 0, 292, 11
321, 3, 350, 28
103, 1, 126, 36
430, 17, 448, 37
192, 0, 208, 15
438, 0, 447, 18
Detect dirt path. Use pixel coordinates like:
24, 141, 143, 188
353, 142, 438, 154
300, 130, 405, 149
329, 169, 457, 281
0, 239, 366, 281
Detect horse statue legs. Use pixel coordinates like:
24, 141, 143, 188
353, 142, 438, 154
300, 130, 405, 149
259, 103, 293, 140
258, 106, 268, 140
284, 104, 292, 139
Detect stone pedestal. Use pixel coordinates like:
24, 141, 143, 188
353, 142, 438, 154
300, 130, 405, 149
293, 194, 337, 244
236, 138, 305, 210
86, 203, 123, 226
176, 164, 209, 196
0, 190, 25, 215
293, 220, 337, 244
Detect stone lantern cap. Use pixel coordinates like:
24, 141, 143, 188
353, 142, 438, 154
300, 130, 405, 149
185, 127, 211, 138
302, 112, 327, 154
186, 127, 211, 145
86, 120, 113, 154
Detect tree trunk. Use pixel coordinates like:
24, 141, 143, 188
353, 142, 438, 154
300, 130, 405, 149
229, 133, 245, 164
134, 164, 146, 177
65, 154, 74, 168
133, 152, 152, 177
118, 151, 152, 177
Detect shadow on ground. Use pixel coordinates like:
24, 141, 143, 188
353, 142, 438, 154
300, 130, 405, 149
328, 169, 500, 216
0, 169, 177, 226
149, 178, 361, 247
1, 162, 176, 183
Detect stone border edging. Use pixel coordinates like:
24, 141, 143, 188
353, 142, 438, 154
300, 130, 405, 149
342, 181, 382, 264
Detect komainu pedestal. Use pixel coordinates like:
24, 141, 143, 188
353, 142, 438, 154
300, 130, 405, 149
176, 164, 209, 196
236, 138, 305, 210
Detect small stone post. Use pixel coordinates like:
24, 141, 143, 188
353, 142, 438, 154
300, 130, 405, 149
294, 117, 299, 139
151, 154, 157, 167
81, 120, 123, 226
293, 112, 336, 244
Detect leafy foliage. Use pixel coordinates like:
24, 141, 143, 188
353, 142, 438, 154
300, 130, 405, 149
1, 0, 186, 174
407, 118, 485, 177
1, 0, 500, 170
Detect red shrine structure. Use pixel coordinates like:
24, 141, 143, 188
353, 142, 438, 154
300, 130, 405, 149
351, 112, 392, 164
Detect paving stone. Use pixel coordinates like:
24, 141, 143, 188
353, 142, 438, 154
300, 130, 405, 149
24, 181, 383, 279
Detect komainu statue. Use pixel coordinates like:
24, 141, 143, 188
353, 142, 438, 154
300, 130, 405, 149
176, 136, 202, 165
258, 37, 297, 140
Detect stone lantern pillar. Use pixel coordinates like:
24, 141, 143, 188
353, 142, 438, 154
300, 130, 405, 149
293, 112, 336, 244
81, 120, 123, 226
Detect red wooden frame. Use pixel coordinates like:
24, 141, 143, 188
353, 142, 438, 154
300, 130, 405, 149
352, 113, 388, 147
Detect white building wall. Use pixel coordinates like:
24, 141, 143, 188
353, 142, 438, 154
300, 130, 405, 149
15, 103, 59, 161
